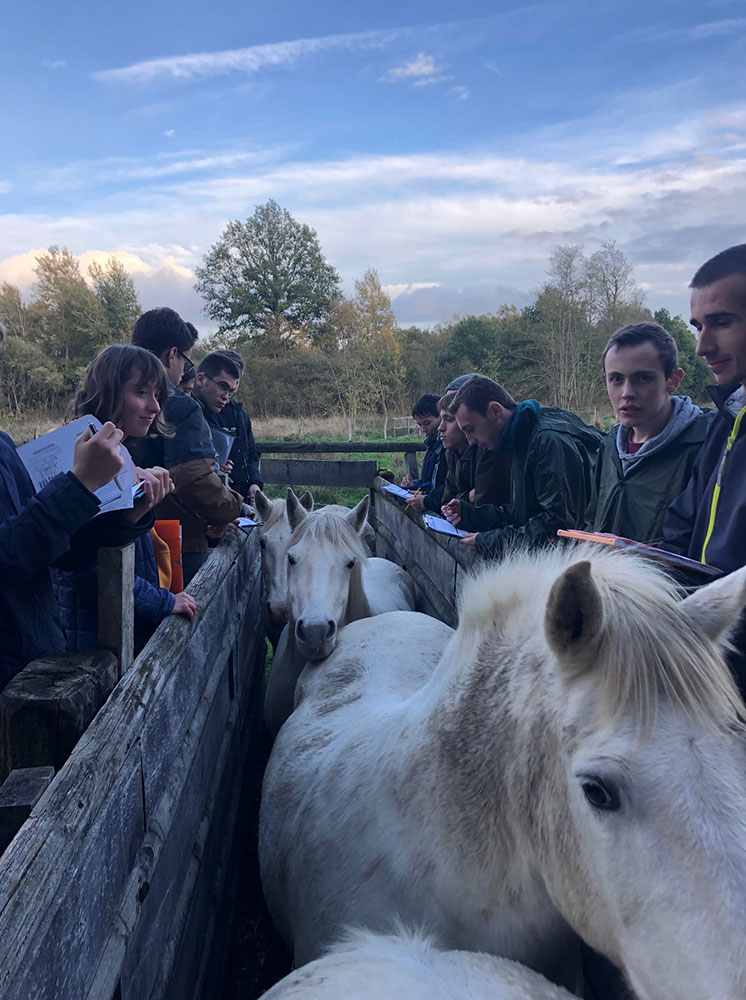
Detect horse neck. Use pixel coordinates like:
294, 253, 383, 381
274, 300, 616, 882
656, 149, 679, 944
344, 558, 372, 624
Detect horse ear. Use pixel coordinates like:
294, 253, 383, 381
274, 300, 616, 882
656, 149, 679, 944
545, 560, 604, 662
286, 488, 309, 531
254, 489, 272, 521
346, 495, 370, 534
679, 564, 746, 645
299, 490, 314, 512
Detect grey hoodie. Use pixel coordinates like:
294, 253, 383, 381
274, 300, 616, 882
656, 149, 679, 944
616, 395, 703, 475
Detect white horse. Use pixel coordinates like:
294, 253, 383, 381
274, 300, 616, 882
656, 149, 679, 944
263, 492, 417, 737
261, 930, 575, 999
255, 489, 376, 647
260, 545, 746, 998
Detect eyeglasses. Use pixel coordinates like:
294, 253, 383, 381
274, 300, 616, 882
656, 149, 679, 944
177, 349, 195, 377
204, 373, 238, 398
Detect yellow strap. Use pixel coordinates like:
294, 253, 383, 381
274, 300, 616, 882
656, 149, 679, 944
701, 405, 746, 563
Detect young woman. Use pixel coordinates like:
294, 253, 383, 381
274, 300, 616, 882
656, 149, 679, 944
53, 344, 196, 653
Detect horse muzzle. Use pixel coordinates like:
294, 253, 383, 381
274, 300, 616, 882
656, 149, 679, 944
295, 617, 338, 660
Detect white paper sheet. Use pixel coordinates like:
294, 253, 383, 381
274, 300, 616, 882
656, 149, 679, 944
422, 513, 469, 538
16, 416, 138, 515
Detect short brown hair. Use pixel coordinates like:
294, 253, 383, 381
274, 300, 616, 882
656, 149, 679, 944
197, 351, 242, 381
690, 244, 746, 288
451, 375, 516, 415
73, 344, 172, 437
602, 322, 679, 379
437, 391, 456, 412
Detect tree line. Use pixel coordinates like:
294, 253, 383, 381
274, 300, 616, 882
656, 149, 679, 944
0, 202, 710, 433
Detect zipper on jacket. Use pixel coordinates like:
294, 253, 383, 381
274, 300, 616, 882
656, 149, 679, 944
701, 405, 746, 563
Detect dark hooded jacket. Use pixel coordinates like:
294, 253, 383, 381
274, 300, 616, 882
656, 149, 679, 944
0, 432, 101, 689
217, 398, 263, 499
457, 401, 603, 559
412, 427, 445, 494
424, 445, 476, 511
129, 386, 242, 553
590, 404, 715, 544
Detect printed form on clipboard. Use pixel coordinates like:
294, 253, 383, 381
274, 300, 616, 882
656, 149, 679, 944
422, 513, 470, 538
16, 415, 139, 516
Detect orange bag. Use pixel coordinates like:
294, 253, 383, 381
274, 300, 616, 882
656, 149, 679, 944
154, 519, 183, 593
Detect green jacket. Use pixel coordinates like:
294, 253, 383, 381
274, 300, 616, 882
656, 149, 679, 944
458, 403, 603, 559
589, 409, 715, 544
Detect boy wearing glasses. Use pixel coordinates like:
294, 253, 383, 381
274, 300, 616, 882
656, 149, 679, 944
131, 310, 242, 583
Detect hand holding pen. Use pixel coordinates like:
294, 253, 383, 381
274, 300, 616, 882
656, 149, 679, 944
88, 422, 124, 492
72, 421, 125, 494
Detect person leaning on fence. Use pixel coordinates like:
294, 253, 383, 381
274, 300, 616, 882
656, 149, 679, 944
0, 322, 127, 689
442, 375, 602, 557
409, 391, 474, 513
400, 394, 446, 494
51, 345, 197, 655
208, 349, 264, 503
660, 244, 746, 699
130, 309, 242, 584
588, 321, 715, 544
446, 374, 512, 508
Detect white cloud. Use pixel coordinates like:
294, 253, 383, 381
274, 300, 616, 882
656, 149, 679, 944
382, 52, 443, 81
41, 59, 68, 71
384, 282, 440, 299
449, 86, 469, 101
0, 181, 9, 195
163, 129, 175, 137
93, 26, 416, 85
689, 17, 746, 39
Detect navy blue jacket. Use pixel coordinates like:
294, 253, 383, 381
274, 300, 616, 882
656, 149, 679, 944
52, 526, 174, 655
663, 385, 746, 572
413, 428, 445, 493
0, 431, 100, 689
217, 399, 263, 499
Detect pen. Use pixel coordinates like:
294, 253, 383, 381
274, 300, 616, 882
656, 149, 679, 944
88, 422, 124, 492
405, 487, 421, 506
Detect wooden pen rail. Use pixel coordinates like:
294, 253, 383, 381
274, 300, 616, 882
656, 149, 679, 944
255, 440, 427, 488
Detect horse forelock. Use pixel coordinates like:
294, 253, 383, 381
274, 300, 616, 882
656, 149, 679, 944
290, 509, 369, 560
459, 544, 745, 732
260, 497, 290, 532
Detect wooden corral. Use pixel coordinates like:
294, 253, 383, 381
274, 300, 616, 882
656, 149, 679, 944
370, 477, 475, 626
0, 528, 266, 1000
256, 440, 426, 486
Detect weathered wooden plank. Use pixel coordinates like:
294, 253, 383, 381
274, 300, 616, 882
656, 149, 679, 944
98, 544, 135, 676
0, 650, 118, 781
0, 766, 54, 856
260, 457, 378, 488
255, 441, 426, 454
0, 529, 261, 1000
405, 451, 419, 479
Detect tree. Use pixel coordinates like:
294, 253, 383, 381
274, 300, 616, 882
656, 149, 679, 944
194, 200, 341, 356
585, 241, 646, 333
654, 308, 712, 401
0, 283, 36, 339
33, 247, 107, 363
89, 257, 141, 342
0, 338, 64, 414
443, 314, 502, 375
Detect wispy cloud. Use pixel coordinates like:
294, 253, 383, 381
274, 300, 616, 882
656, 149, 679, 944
94, 26, 417, 85
0, 181, 9, 195
163, 129, 175, 137
689, 17, 746, 39
449, 86, 469, 101
41, 58, 68, 70
381, 51, 444, 82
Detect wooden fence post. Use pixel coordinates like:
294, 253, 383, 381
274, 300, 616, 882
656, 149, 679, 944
98, 544, 135, 678
405, 449, 419, 480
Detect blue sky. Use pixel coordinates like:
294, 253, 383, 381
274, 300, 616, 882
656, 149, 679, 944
1, 0, 745, 329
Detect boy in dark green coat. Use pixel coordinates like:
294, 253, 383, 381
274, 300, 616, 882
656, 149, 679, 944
589, 322, 714, 544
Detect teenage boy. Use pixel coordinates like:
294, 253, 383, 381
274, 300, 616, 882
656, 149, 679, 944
446, 374, 512, 507
211, 349, 264, 502
401, 394, 446, 494
408, 391, 475, 513
130, 308, 242, 583
443, 375, 602, 557
589, 322, 714, 543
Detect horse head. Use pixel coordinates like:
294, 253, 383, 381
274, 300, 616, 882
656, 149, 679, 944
536, 554, 746, 1000
286, 494, 371, 661
256, 488, 313, 629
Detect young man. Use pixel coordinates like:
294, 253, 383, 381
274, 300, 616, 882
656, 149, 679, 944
443, 375, 602, 557
446, 374, 512, 507
589, 322, 714, 543
130, 308, 242, 583
401, 394, 446, 494
408, 391, 475, 513
211, 349, 264, 502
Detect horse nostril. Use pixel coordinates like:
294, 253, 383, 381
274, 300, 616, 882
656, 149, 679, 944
326, 620, 336, 640
296, 619, 306, 640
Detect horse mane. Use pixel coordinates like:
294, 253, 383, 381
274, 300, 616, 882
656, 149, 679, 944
458, 544, 745, 730
290, 509, 369, 561
260, 497, 290, 531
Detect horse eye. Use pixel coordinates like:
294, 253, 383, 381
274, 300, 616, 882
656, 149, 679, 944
287, 554, 296, 566
346, 559, 355, 570
582, 778, 620, 812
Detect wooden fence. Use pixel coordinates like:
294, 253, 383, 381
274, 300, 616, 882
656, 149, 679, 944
256, 441, 426, 489
0, 529, 265, 1000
